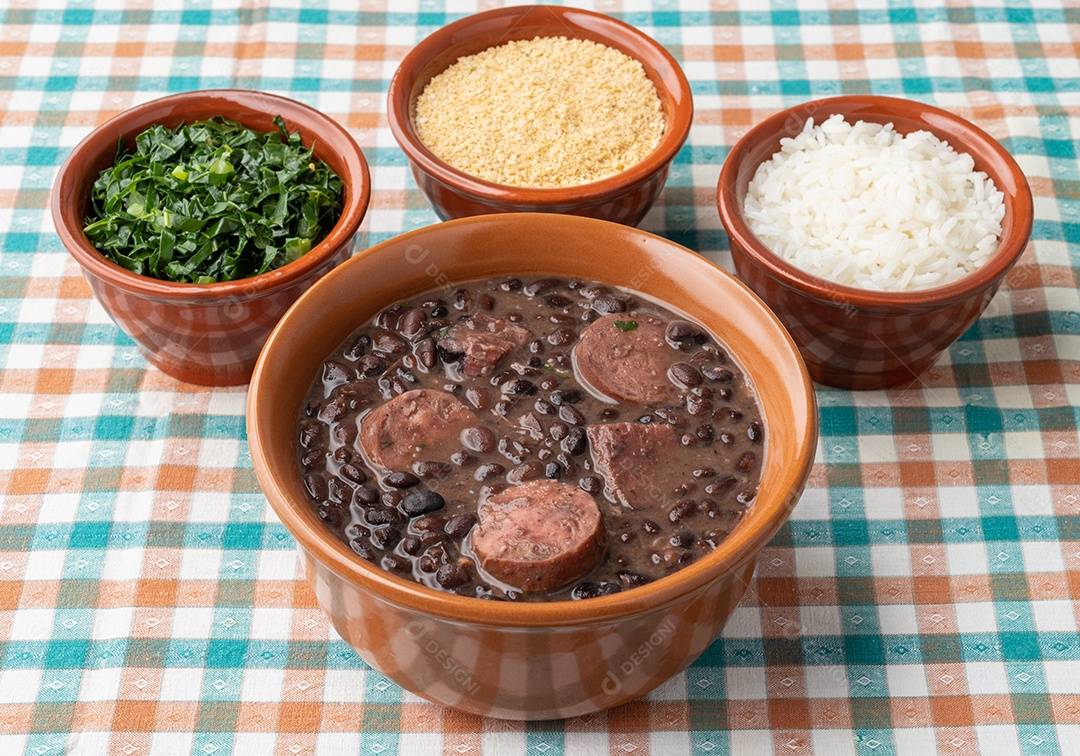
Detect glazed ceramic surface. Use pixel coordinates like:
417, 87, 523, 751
247, 214, 818, 719
717, 95, 1033, 390
386, 5, 692, 226
51, 89, 370, 385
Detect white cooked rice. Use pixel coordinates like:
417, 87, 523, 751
743, 113, 1006, 292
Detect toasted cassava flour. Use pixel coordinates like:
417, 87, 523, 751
744, 114, 1005, 292
413, 36, 666, 189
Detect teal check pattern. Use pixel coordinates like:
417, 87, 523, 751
0, 1, 1078, 754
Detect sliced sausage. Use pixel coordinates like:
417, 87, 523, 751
359, 388, 477, 471
472, 480, 605, 592
573, 313, 675, 404
587, 422, 677, 510
438, 313, 531, 376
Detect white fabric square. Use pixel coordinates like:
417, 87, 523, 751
24, 549, 67, 581
886, 663, 929, 697
1021, 541, 1065, 573
800, 605, 843, 636
321, 669, 367, 701
722, 605, 763, 639
0, 670, 43, 704
795, 546, 838, 578
953, 601, 998, 634
248, 608, 295, 641
8, 608, 56, 642
239, 668, 286, 703
878, 603, 919, 636
76, 667, 124, 702
805, 664, 850, 699
870, 544, 912, 577
964, 660, 1010, 695
945, 542, 990, 576
725, 665, 766, 700
157, 667, 205, 701
974, 725, 1022, 756
167, 608, 214, 640
1031, 600, 1078, 633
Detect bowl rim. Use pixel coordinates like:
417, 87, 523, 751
386, 4, 693, 204
50, 88, 371, 302
717, 94, 1034, 311
247, 213, 819, 629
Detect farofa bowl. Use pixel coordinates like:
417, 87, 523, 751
717, 95, 1033, 390
51, 89, 370, 386
246, 213, 818, 719
386, 5, 693, 226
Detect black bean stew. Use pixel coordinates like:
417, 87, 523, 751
297, 276, 765, 602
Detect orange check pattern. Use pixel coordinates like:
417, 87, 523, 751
1, 1, 1079, 754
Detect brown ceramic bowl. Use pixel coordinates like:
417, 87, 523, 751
386, 5, 692, 226
247, 214, 817, 719
717, 95, 1033, 390
51, 89, 370, 386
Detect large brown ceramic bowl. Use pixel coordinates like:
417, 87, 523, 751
51, 89, 370, 385
717, 95, 1033, 390
247, 214, 817, 719
386, 5, 692, 226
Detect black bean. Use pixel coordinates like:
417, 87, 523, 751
350, 540, 376, 561
503, 378, 537, 396
303, 473, 328, 501
373, 331, 409, 357
418, 555, 438, 573
638, 414, 653, 424
577, 283, 607, 300
600, 408, 620, 421
413, 514, 447, 533
435, 563, 470, 589
399, 308, 424, 339
591, 295, 627, 314
617, 570, 652, 588
528, 339, 546, 355
346, 522, 371, 539
356, 354, 388, 377
705, 475, 737, 496
500, 278, 522, 291
355, 485, 381, 505
687, 396, 712, 416
462, 426, 497, 453
547, 326, 577, 346
719, 432, 735, 445
338, 463, 366, 484
690, 385, 713, 399
562, 427, 587, 455
490, 369, 514, 386
736, 451, 757, 473
383, 491, 404, 507
384, 471, 420, 489
327, 478, 350, 505
579, 475, 603, 494
317, 504, 345, 527
670, 531, 695, 549
508, 311, 524, 323
400, 490, 445, 516
544, 462, 563, 480
703, 365, 734, 382
673, 482, 696, 497
465, 386, 490, 410
572, 581, 622, 600
558, 405, 585, 427
430, 305, 448, 318
617, 530, 636, 544
332, 422, 358, 447
318, 399, 348, 423
450, 451, 476, 467
665, 320, 708, 349
557, 453, 576, 477
366, 507, 403, 526
549, 422, 569, 441
300, 449, 323, 469
642, 519, 662, 535
479, 294, 495, 311
371, 526, 401, 550
343, 333, 371, 361
669, 500, 698, 524
475, 463, 506, 481
524, 278, 560, 296
737, 489, 757, 505
544, 294, 572, 309
747, 421, 764, 444
549, 388, 583, 405
299, 422, 321, 449
508, 461, 544, 484
692, 466, 716, 479
401, 535, 423, 555
322, 360, 352, 386
494, 400, 512, 416
444, 513, 477, 540
416, 456, 454, 477
416, 338, 436, 369
717, 387, 733, 400
668, 362, 703, 388
375, 304, 406, 330
381, 554, 411, 573
453, 289, 472, 311
534, 398, 556, 415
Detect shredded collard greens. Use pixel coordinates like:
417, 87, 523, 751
83, 115, 343, 284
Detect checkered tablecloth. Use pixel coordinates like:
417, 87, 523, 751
2, 0, 1079, 753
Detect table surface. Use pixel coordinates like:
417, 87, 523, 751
2, 1, 1079, 754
